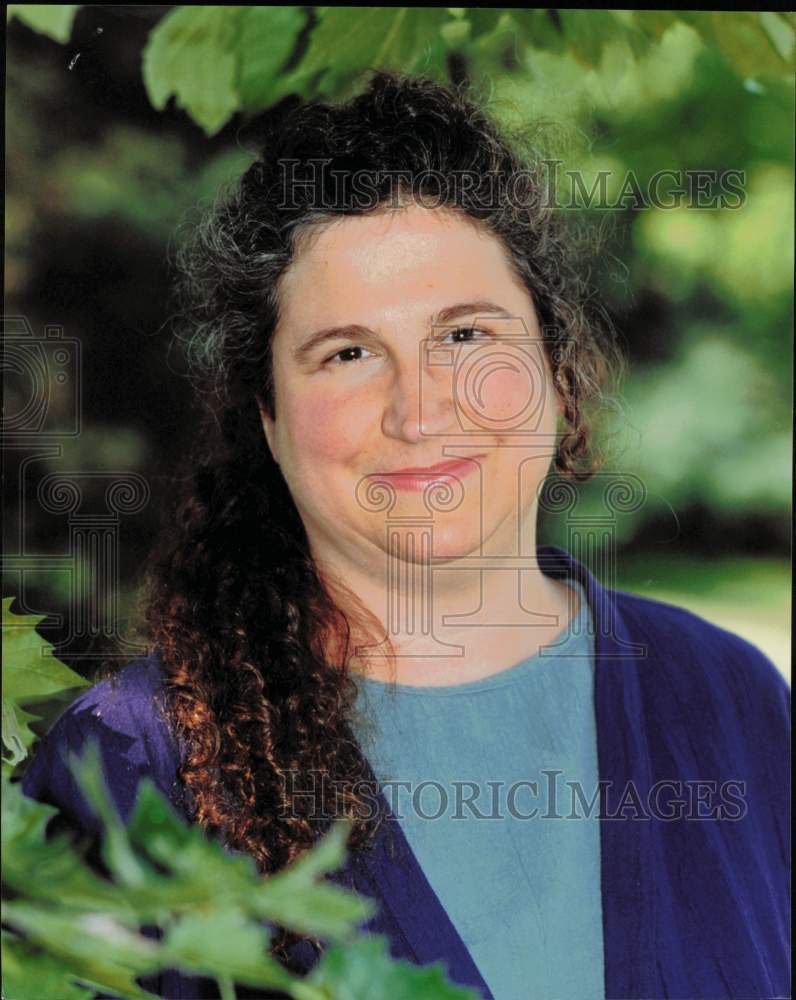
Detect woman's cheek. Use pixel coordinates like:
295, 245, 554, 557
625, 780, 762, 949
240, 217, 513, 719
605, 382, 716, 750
469, 366, 549, 431
287, 387, 371, 463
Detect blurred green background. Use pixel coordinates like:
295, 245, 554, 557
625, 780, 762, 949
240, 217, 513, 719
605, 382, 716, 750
4, 7, 792, 678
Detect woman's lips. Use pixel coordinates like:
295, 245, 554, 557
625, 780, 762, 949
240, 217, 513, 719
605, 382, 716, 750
376, 456, 484, 492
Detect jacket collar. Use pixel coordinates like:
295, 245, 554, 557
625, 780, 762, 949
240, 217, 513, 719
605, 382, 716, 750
336, 544, 657, 998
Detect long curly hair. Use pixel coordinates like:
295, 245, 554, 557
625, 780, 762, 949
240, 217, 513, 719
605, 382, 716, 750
143, 70, 623, 966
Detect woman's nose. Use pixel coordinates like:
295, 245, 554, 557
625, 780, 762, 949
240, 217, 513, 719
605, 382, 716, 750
381, 358, 455, 444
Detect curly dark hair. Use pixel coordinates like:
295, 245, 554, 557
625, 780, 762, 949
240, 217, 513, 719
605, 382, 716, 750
143, 70, 623, 967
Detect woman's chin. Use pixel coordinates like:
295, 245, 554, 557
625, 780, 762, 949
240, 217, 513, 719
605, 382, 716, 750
384, 522, 487, 566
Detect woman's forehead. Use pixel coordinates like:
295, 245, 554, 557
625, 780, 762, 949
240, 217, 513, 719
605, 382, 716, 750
290, 202, 490, 255
277, 205, 530, 324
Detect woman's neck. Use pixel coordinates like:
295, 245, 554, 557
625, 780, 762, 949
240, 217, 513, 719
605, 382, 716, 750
314, 529, 580, 687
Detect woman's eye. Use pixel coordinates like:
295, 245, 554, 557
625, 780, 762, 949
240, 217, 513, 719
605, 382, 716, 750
325, 345, 374, 365
323, 327, 491, 365
445, 326, 492, 344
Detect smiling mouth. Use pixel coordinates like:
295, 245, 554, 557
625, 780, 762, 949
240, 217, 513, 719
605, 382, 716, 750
375, 455, 485, 492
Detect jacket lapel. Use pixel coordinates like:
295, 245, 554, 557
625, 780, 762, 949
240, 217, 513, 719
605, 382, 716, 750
541, 545, 660, 998
349, 805, 495, 996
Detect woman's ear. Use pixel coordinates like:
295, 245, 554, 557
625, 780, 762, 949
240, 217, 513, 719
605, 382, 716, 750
255, 393, 279, 465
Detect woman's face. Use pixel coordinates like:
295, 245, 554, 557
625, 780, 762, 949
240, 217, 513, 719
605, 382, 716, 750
259, 204, 563, 574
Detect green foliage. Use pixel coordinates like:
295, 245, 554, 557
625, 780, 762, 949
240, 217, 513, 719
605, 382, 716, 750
141, 5, 314, 134
307, 935, 475, 999
1, 607, 477, 997
142, 6, 247, 136
237, 7, 309, 110
45, 125, 254, 239
613, 336, 791, 512
131, 8, 796, 135
8, 7, 794, 136
678, 10, 794, 79
2, 930, 94, 1000
7, 4, 80, 43
141, 6, 452, 134
2, 750, 477, 999
291, 7, 450, 98
2, 598, 88, 767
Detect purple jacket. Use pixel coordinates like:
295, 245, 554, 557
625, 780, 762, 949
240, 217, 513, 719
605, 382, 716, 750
21, 545, 791, 999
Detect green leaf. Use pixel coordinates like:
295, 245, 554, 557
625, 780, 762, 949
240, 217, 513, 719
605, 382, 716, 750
2, 597, 88, 766
709, 11, 792, 79
128, 781, 374, 940
674, 11, 793, 79
237, 6, 308, 110
161, 909, 293, 991
510, 9, 567, 57
2, 699, 41, 766
308, 935, 480, 999
758, 12, 795, 64
2, 769, 59, 844
127, 778, 259, 890
2, 931, 94, 1000
440, 18, 471, 51
3, 902, 160, 1000
292, 7, 449, 97
465, 8, 505, 43
558, 9, 621, 69
248, 819, 377, 939
69, 740, 153, 888
253, 865, 375, 942
142, 6, 244, 135
633, 10, 679, 41
7, 4, 80, 43
2, 598, 89, 702
2, 771, 145, 917
280, 817, 350, 882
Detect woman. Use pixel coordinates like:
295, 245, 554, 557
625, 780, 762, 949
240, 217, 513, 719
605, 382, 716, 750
22, 72, 789, 1000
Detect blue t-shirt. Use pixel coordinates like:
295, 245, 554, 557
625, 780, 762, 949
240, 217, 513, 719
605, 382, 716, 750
351, 578, 604, 1000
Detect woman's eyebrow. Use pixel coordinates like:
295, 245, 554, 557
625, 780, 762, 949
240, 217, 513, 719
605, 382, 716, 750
292, 324, 374, 365
292, 300, 513, 365
434, 300, 513, 325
